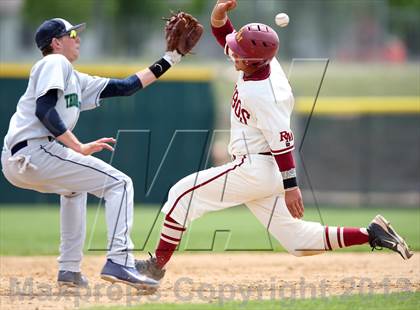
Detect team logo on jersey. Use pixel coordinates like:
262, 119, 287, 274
65, 93, 80, 109
232, 86, 250, 125
280, 131, 294, 146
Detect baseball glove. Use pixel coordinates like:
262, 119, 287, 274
165, 11, 204, 55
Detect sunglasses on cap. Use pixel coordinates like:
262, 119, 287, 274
68, 29, 78, 39
58, 29, 78, 39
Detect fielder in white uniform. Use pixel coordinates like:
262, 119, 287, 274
1, 17, 190, 289
135, 0, 412, 284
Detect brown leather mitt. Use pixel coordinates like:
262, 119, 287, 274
165, 11, 204, 55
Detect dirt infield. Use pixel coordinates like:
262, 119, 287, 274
0, 253, 419, 309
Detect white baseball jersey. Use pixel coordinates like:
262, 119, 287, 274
229, 57, 295, 157
1, 54, 138, 270
161, 56, 326, 257
4, 54, 109, 149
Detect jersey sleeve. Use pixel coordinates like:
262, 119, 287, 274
252, 93, 295, 155
75, 71, 109, 111
211, 18, 235, 48
33, 55, 71, 99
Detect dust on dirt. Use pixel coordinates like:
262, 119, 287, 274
0, 253, 419, 309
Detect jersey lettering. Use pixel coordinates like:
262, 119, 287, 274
65, 93, 80, 109
280, 131, 294, 146
241, 109, 250, 124
231, 86, 250, 125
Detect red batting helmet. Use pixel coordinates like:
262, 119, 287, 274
225, 23, 279, 68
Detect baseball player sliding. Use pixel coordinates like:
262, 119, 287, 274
135, 0, 413, 285
1, 15, 202, 289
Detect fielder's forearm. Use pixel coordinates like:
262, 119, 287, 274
56, 130, 83, 153
135, 68, 157, 88
136, 51, 182, 88
100, 75, 143, 98
100, 51, 182, 99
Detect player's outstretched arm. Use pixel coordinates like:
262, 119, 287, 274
100, 11, 203, 98
135, 50, 181, 89
100, 51, 181, 100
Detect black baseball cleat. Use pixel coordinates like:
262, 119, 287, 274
367, 214, 413, 260
135, 252, 166, 282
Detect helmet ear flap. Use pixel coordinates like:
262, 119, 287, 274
225, 44, 238, 63
224, 43, 230, 56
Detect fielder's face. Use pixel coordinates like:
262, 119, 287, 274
55, 30, 81, 63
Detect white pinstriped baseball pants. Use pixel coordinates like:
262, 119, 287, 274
162, 154, 327, 256
1, 138, 135, 270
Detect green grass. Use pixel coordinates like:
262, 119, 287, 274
86, 292, 420, 310
0, 205, 419, 255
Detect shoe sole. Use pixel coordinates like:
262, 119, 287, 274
373, 215, 413, 260
134, 268, 165, 282
100, 274, 159, 291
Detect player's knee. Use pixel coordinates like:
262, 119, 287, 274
167, 183, 181, 200
122, 176, 134, 198
114, 171, 132, 188
111, 174, 133, 195
279, 242, 304, 257
122, 175, 133, 188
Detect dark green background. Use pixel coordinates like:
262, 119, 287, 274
1, 78, 419, 206
0, 78, 215, 204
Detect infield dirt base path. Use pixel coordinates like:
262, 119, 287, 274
0, 253, 419, 309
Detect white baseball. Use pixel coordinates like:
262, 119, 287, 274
275, 13, 289, 27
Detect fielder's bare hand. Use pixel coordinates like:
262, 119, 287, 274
77, 137, 116, 155
56, 130, 116, 156
285, 187, 304, 219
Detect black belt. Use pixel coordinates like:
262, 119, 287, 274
11, 137, 53, 156
233, 152, 272, 159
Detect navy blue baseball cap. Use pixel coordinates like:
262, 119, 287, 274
35, 18, 86, 50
